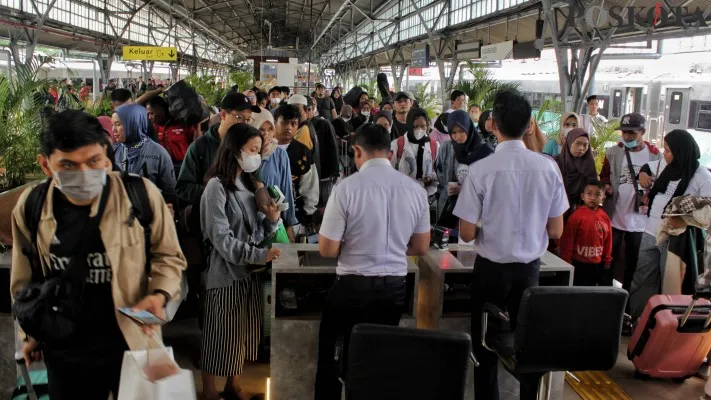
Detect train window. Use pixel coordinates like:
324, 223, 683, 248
612, 90, 622, 117
698, 102, 711, 131
669, 91, 683, 125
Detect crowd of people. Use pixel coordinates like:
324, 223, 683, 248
9, 77, 711, 400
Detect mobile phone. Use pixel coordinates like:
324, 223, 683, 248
118, 307, 168, 326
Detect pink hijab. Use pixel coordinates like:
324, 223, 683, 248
97, 116, 115, 143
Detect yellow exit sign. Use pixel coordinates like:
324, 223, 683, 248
122, 46, 178, 61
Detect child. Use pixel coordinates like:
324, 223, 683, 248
559, 179, 614, 286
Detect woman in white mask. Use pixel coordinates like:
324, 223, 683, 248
543, 112, 580, 157
351, 101, 372, 131
389, 107, 440, 196
199, 123, 282, 400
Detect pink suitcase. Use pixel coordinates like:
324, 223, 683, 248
627, 294, 711, 380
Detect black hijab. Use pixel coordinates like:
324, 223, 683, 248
405, 107, 431, 179
647, 129, 700, 212
447, 110, 493, 165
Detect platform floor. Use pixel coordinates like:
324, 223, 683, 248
1, 313, 707, 399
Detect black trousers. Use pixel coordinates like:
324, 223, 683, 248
44, 348, 125, 399
612, 229, 644, 292
314, 275, 406, 400
572, 259, 613, 287
470, 256, 540, 400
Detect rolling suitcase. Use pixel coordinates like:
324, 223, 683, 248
627, 294, 711, 380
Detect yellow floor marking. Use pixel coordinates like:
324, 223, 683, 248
565, 371, 632, 400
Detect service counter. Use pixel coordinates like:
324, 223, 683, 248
268, 243, 419, 400
415, 244, 574, 400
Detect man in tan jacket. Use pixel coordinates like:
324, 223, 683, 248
11, 110, 186, 399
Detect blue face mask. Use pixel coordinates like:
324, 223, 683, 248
473, 122, 479, 128
623, 139, 638, 148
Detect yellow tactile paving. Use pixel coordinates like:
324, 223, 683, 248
565, 371, 633, 400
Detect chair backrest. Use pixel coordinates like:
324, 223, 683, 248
514, 286, 628, 374
346, 324, 471, 400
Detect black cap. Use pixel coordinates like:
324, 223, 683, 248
619, 113, 645, 131
395, 91, 413, 101
315, 82, 325, 89
220, 93, 261, 113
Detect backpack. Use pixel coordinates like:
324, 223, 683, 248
23, 173, 154, 277
394, 135, 437, 162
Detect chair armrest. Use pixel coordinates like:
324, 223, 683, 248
483, 302, 510, 322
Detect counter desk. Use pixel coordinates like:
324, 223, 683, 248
268, 243, 419, 400
416, 244, 575, 400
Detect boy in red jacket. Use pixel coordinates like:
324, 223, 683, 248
559, 179, 613, 286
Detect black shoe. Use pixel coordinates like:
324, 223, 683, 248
622, 315, 634, 336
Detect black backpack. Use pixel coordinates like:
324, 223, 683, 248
23, 172, 154, 277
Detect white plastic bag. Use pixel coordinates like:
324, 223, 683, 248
117, 335, 196, 400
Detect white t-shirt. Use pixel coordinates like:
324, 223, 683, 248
389, 136, 439, 196
611, 147, 650, 232
645, 162, 711, 235
455, 163, 469, 185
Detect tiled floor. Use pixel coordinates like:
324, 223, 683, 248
1, 313, 707, 399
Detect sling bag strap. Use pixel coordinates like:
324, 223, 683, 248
625, 149, 642, 212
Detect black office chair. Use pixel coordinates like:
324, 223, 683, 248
482, 286, 628, 400
344, 323, 477, 400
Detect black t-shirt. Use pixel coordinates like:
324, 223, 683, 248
316, 97, 335, 121
46, 189, 126, 362
392, 118, 408, 140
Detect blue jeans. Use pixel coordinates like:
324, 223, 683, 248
629, 233, 668, 317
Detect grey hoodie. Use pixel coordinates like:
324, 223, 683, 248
114, 140, 177, 205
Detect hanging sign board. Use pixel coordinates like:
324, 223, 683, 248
456, 40, 482, 60
480, 41, 514, 62
411, 45, 430, 68
122, 46, 178, 61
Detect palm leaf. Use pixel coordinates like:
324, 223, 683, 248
0, 58, 48, 190
590, 118, 622, 173
454, 62, 521, 110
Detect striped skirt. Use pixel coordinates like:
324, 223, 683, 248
200, 273, 262, 376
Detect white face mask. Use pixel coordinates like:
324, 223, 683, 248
361, 110, 370, 117
270, 98, 280, 105
563, 127, 573, 137
237, 152, 262, 173
313, 108, 319, 117
413, 128, 426, 140
342, 117, 351, 122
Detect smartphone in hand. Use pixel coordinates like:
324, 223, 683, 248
119, 307, 168, 326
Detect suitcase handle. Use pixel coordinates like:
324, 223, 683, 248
14, 351, 39, 400
681, 299, 711, 328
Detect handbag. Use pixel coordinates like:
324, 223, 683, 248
13, 181, 110, 344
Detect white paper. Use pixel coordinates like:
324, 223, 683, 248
117, 347, 196, 400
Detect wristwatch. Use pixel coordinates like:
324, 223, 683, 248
153, 289, 171, 307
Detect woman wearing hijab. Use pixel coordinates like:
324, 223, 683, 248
389, 107, 439, 196
629, 129, 711, 317
543, 112, 580, 157
112, 103, 177, 206
430, 113, 451, 145
333, 105, 355, 139
556, 128, 597, 211
330, 87, 344, 114
373, 110, 393, 136
351, 101, 372, 130
523, 116, 547, 153
478, 110, 498, 149
435, 109, 493, 222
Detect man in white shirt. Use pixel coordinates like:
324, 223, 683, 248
454, 90, 569, 400
580, 95, 608, 135
446, 90, 467, 113
315, 123, 430, 399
